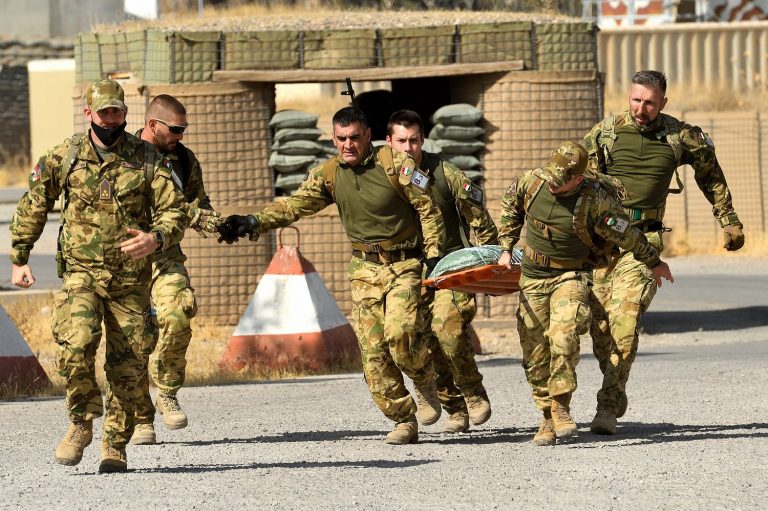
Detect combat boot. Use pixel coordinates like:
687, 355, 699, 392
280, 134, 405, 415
54, 419, 93, 466
413, 380, 441, 426
442, 411, 469, 433
465, 390, 491, 426
385, 419, 418, 445
551, 393, 578, 438
590, 408, 617, 435
98, 442, 127, 473
616, 392, 628, 418
532, 410, 556, 446
131, 423, 157, 445
156, 392, 188, 430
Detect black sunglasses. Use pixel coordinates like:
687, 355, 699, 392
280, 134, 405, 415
153, 118, 187, 135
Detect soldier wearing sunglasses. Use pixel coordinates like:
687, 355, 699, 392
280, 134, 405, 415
130, 94, 221, 445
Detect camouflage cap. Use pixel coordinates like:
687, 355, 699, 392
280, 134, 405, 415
540, 141, 589, 187
86, 79, 126, 112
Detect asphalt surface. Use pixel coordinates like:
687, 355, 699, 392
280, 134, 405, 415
1, 256, 767, 510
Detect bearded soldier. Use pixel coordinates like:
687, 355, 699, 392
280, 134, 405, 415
10, 80, 186, 472
583, 70, 744, 434
218, 107, 445, 445
497, 141, 673, 446
386, 109, 497, 434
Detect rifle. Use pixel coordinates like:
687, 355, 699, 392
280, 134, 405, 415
340, 77, 357, 108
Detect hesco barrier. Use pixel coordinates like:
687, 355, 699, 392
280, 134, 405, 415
75, 22, 598, 82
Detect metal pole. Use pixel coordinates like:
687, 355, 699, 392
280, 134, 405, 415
198, 0, 204, 17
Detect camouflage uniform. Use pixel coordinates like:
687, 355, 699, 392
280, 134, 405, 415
413, 153, 498, 415
249, 145, 444, 425
10, 132, 186, 450
132, 130, 211, 426
498, 164, 660, 412
583, 111, 742, 413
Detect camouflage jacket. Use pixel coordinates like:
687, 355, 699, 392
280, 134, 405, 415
252, 145, 445, 258
420, 152, 498, 253
10, 132, 186, 283
582, 110, 740, 228
498, 167, 661, 270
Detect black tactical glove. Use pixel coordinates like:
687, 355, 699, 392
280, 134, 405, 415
723, 223, 744, 251
423, 257, 441, 277
217, 215, 258, 245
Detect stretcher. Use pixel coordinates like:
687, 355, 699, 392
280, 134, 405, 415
423, 263, 521, 295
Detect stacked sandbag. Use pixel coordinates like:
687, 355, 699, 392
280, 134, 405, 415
428, 103, 485, 183
269, 109, 327, 195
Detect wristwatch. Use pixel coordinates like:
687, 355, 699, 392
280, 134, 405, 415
152, 231, 164, 250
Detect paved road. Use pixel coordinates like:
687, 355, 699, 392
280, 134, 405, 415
1, 256, 766, 510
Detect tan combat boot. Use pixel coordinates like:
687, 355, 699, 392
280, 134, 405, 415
131, 423, 157, 445
385, 419, 419, 445
156, 393, 188, 430
551, 393, 578, 438
442, 411, 469, 433
98, 442, 127, 473
590, 408, 617, 435
465, 391, 492, 426
413, 380, 441, 426
54, 419, 93, 466
532, 410, 556, 446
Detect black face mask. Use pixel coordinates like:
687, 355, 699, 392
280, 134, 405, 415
91, 121, 127, 147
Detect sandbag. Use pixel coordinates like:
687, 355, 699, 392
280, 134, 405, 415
444, 154, 482, 170
269, 152, 318, 173
429, 123, 485, 141
430, 103, 483, 126
433, 138, 485, 156
273, 127, 323, 143
272, 139, 325, 156
269, 109, 319, 129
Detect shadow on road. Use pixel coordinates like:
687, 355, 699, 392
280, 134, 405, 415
567, 421, 768, 448
643, 306, 768, 334
166, 429, 396, 446
97, 458, 439, 475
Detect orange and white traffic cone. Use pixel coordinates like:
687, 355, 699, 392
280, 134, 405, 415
220, 227, 359, 372
0, 305, 50, 391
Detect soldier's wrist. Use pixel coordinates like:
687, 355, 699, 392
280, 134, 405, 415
718, 213, 741, 228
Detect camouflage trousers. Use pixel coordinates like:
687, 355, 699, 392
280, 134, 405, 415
416, 286, 484, 414
52, 270, 153, 449
516, 271, 591, 411
133, 255, 197, 424
349, 256, 432, 424
589, 231, 661, 412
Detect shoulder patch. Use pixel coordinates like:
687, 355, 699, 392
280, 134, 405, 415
30, 164, 41, 182
603, 213, 629, 234
410, 169, 430, 192
463, 182, 483, 204
400, 163, 413, 177
505, 178, 518, 198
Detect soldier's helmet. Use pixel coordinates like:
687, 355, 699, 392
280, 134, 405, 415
541, 141, 588, 187
86, 79, 126, 112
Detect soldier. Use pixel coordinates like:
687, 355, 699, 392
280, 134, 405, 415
583, 70, 744, 434
218, 106, 445, 445
10, 79, 186, 472
385, 110, 497, 434
130, 95, 221, 445
497, 141, 673, 446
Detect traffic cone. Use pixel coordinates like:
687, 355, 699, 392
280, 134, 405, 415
0, 304, 50, 391
220, 227, 359, 372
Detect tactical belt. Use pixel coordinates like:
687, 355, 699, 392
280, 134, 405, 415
352, 248, 422, 265
524, 246, 588, 270
624, 205, 665, 222
349, 224, 418, 254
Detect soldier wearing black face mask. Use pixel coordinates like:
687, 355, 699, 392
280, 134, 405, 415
10, 79, 186, 473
